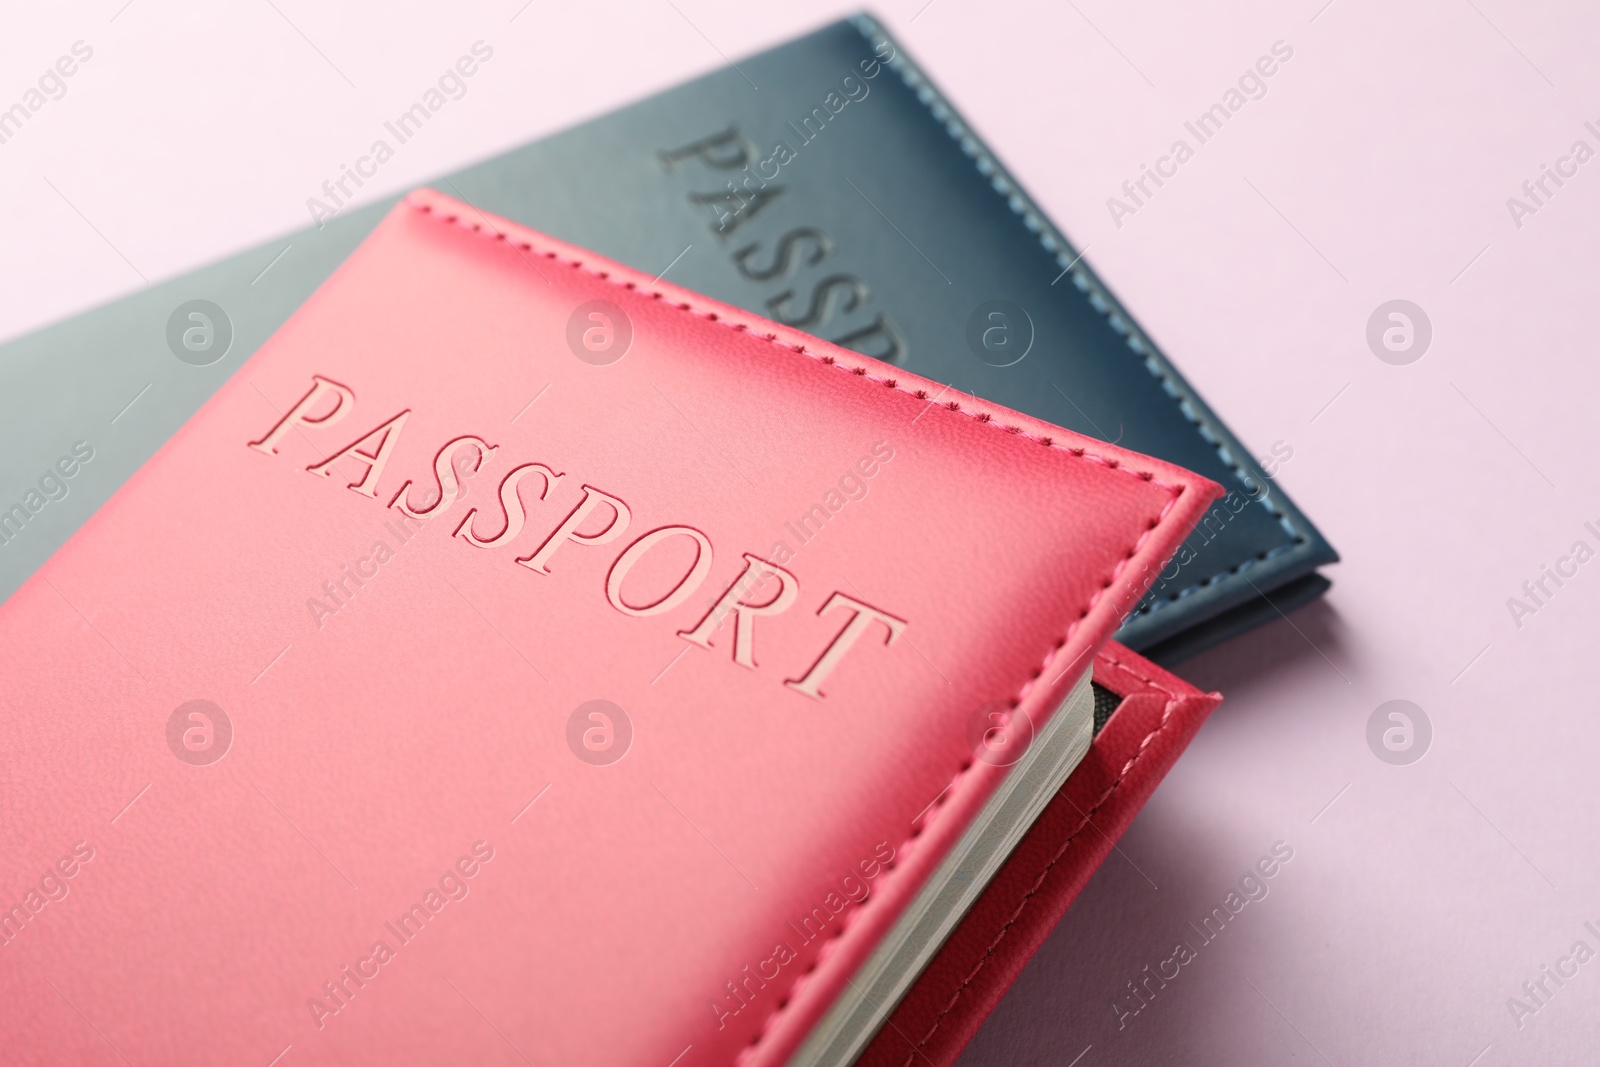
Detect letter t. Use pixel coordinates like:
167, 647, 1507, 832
785, 592, 906, 700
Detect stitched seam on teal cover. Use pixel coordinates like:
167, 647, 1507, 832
848, 14, 1309, 620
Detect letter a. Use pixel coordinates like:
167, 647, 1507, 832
307, 411, 410, 498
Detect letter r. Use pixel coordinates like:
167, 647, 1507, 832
679, 554, 799, 669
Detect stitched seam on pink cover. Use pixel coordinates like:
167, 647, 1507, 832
408, 198, 1187, 499
896, 653, 1185, 1065
725, 526, 1175, 1062
409, 198, 1189, 1064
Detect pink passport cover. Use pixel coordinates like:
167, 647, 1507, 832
0, 189, 1219, 1066
860, 642, 1222, 1066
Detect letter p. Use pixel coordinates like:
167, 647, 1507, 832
249, 376, 355, 456
658, 126, 754, 172
517, 486, 631, 574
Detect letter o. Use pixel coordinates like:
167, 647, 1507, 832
606, 526, 714, 617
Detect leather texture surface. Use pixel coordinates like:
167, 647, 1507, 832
0, 191, 1220, 1067
860, 642, 1222, 1066
0, 16, 1333, 660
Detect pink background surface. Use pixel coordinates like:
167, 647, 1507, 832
3, 2, 1596, 1064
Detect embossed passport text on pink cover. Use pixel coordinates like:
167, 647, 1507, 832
0, 189, 1218, 1066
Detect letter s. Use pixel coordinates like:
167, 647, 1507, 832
1270, 839, 1294, 862
71, 439, 95, 462
765, 274, 868, 329
471, 40, 494, 61
72, 40, 94, 62
389, 436, 496, 519
472, 839, 495, 863
455, 463, 563, 548
1270, 39, 1293, 61
732, 227, 832, 281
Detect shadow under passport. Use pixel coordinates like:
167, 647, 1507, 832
952, 780, 1265, 1066
1176, 598, 1349, 703
952, 599, 1349, 1065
